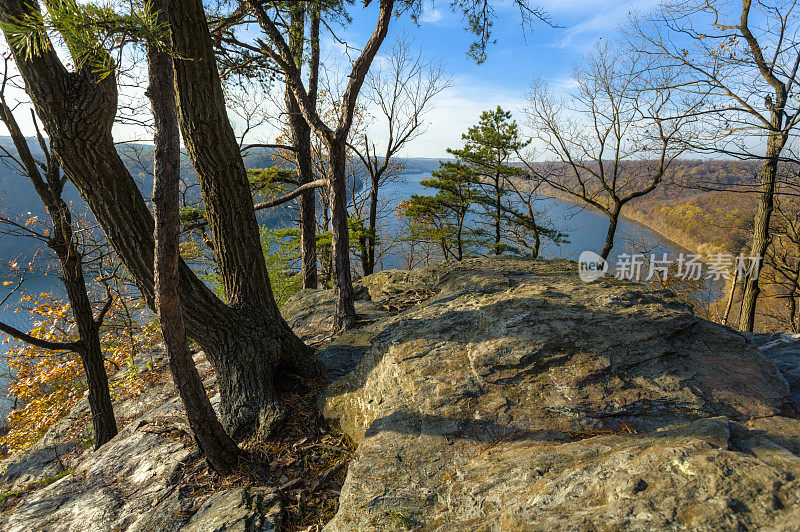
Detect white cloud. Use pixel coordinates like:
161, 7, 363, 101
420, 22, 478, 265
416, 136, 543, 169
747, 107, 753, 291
421, 1, 444, 24
543, 0, 661, 50
380, 77, 528, 158
421, 7, 443, 24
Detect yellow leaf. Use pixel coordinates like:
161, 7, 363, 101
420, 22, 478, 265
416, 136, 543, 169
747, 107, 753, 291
2, 281, 12, 286
25, 216, 38, 226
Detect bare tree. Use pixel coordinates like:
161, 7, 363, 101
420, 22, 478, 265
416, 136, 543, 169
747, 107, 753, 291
243, 0, 551, 330
523, 41, 697, 260
348, 34, 451, 275
0, 60, 117, 449
630, 0, 800, 331
244, 0, 395, 331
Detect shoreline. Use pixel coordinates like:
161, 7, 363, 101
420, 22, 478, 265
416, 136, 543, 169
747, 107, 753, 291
538, 191, 707, 258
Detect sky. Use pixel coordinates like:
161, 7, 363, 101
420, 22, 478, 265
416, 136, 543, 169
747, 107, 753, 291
0, 0, 662, 159
338, 0, 662, 157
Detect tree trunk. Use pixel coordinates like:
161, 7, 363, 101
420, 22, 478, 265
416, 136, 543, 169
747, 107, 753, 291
739, 143, 785, 332
57, 235, 117, 449
0, 93, 117, 449
791, 264, 800, 333
456, 220, 464, 261
286, 4, 318, 289
721, 264, 740, 327
167, 0, 316, 436
739, 130, 786, 332
1, 0, 313, 440
286, 90, 318, 289
148, 0, 244, 474
79, 335, 117, 448
600, 207, 621, 260
328, 140, 357, 331
358, 232, 370, 276
365, 172, 380, 275
250, 0, 393, 329
494, 176, 502, 255
532, 227, 541, 259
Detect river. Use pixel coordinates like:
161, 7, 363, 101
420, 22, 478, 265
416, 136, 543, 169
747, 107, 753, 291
378, 172, 691, 266
0, 171, 694, 419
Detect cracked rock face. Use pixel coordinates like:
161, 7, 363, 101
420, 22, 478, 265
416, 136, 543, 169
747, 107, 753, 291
308, 257, 800, 530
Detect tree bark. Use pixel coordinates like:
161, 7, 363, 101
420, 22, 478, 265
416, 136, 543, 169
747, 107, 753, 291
148, 0, 244, 474
283, 3, 318, 289
721, 263, 740, 327
532, 226, 541, 259
494, 172, 502, 255
56, 226, 117, 449
365, 172, 380, 275
739, 131, 786, 332
167, 0, 315, 437
328, 140, 357, 331
600, 206, 621, 260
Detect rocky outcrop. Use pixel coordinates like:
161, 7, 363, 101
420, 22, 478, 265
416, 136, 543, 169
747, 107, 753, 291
3, 256, 800, 531
0, 353, 281, 532
746, 332, 800, 405
300, 257, 800, 530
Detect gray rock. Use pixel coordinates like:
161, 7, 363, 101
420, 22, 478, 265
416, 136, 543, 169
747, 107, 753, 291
0, 352, 278, 531
185, 487, 282, 531
282, 277, 434, 381
746, 332, 800, 404
309, 257, 800, 530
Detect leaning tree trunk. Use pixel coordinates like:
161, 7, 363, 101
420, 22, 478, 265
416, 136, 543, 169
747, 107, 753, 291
600, 206, 621, 260
328, 139, 357, 331
721, 264, 740, 327
167, 0, 315, 437
1, 0, 312, 440
739, 129, 787, 332
55, 228, 118, 449
148, 0, 244, 474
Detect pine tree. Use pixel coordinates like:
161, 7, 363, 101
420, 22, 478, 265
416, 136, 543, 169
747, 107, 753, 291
449, 106, 529, 255
404, 161, 480, 261
448, 107, 564, 257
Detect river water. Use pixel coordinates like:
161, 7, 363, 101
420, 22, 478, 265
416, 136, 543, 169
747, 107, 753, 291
378, 172, 690, 266
0, 171, 692, 419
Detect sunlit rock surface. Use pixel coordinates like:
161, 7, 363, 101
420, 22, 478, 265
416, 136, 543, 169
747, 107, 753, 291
286, 257, 800, 530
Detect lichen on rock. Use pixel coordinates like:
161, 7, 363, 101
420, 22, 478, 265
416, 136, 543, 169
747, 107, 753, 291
286, 256, 800, 530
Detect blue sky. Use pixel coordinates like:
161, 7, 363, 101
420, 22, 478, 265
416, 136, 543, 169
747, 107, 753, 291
335, 0, 661, 157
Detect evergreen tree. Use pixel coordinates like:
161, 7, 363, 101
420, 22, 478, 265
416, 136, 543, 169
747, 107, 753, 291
404, 161, 480, 261
449, 106, 529, 255
449, 107, 564, 257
